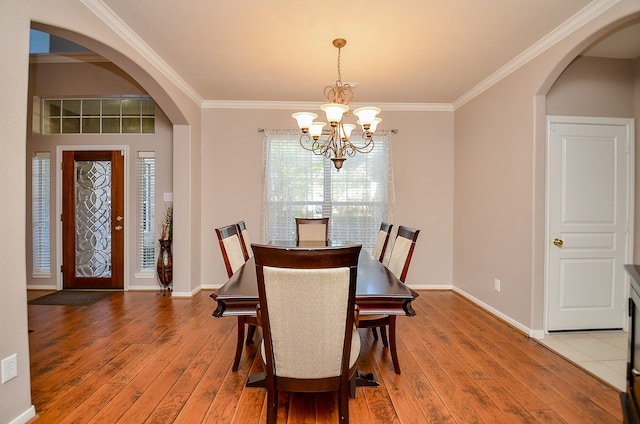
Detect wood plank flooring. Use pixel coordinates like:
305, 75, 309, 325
26, 289, 623, 423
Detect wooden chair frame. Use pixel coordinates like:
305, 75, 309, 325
358, 225, 419, 374
215, 223, 257, 371
236, 220, 252, 261
253, 243, 361, 424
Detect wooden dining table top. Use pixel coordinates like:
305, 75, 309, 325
211, 240, 419, 318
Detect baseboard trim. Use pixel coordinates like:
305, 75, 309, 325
8, 405, 36, 424
452, 287, 536, 337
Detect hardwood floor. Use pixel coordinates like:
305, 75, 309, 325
26, 289, 623, 423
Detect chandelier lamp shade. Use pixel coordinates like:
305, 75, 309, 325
292, 38, 382, 170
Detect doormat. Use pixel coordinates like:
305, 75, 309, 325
28, 290, 118, 306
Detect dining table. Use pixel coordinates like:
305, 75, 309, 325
210, 240, 419, 386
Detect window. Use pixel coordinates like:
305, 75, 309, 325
262, 130, 396, 251
42, 97, 155, 134
137, 152, 156, 273
32, 152, 51, 276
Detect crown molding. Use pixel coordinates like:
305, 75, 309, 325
83, 0, 618, 112
201, 100, 453, 112
81, 0, 203, 106
452, 0, 621, 109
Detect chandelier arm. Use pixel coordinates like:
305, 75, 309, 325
292, 38, 381, 171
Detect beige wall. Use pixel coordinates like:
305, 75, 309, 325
26, 60, 174, 291
1, 1, 204, 421
636, 58, 640, 263
200, 108, 455, 288
454, 65, 538, 327
546, 56, 635, 117
546, 56, 640, 263
453, 3, 640, 334
0, 3, 35, 423
2, 0, 640, 422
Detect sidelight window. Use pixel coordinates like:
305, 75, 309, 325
137, 152, 156, 273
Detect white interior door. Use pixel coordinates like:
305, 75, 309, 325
546, 116, 634, 332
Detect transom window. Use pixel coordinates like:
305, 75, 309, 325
42, 97, 155, 134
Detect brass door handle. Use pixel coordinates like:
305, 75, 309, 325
553, 238, 563, 247
116, 216, 124, 222
115, 225, 123, 231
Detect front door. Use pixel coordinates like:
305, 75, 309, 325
62, 150, 124, 289
546, 116, 633, 331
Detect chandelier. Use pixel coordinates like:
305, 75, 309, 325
292, 38, 381, 171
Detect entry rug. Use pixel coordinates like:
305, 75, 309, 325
28, 290, 118, 306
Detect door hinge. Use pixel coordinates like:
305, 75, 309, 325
60, 265, 63, 273
60, 214, 63, 222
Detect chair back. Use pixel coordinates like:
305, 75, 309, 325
236, 220, 253, 260
371, 222, 393, 263
387, 225, 420, 282
295, 217, 329, 242
253, 243, 361, 382
215, 224, 246, 278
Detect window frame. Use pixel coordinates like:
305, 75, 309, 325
261, 130, 396, 251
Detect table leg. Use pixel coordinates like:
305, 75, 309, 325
232, 316, 245, 372
389, 315, 401, 374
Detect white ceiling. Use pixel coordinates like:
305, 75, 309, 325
85, 0, 639, 105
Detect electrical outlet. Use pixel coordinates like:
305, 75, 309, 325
494, 279, 501, 292
1, 354, 18, 383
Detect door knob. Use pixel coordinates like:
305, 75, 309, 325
115, 225, 123, 231
116, 216, 123, 221
553, 238, 564, 247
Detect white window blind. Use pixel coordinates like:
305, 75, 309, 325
261, 130, 396, 251
32, 152, 51, 276
137, 152, 156, 272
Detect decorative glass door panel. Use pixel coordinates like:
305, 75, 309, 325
62, 151, 124, 289
75, 160, 112, 278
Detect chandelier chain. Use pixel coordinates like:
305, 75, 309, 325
336, 45, 342, 84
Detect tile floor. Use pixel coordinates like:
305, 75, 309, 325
537, 331, 627, 391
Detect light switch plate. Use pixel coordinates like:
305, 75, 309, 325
1, 354, 17, 383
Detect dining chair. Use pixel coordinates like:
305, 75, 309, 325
253, 243, 362, 424
357, 225, 420, 374
371, 222, 393, 263
295, 217, 329, 242
215, 223, 257, 371
215, 224, 246, 277
236, 220, 253, 260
